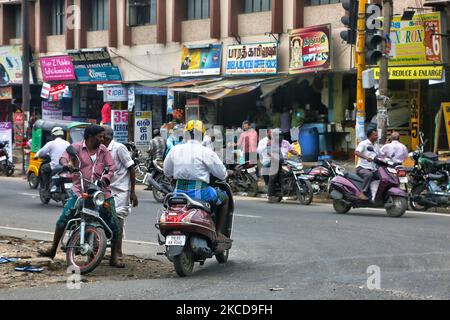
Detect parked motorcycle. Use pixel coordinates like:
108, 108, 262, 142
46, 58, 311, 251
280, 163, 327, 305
272, 159, 314, 205
0, 140, 14, 176
304, 156, 341, 195
60, 146, 113, 275
156, 180, 234, 277
124, 141, 148, 183
329, 149, 408, 217
226, 162, 259, 197
143, 159, 174, 203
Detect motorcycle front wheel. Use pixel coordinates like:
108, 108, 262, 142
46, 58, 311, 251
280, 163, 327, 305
39, 190, 50, 204
135, 165, 148, 184
296, 180, 314, 205
409, 184, 430, 211
333, 199, 351, 214
386, 196, 407, 218
173, 245, 194, 277
28, 173, 39, 189
152, 174, 168, 203
66, 226, 107, 275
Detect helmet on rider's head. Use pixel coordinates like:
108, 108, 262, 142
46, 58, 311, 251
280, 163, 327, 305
184, 120, 206, 134
153, 129, 160, 137
51, 127, 64, 137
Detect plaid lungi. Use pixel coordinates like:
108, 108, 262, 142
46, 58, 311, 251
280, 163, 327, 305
175, 179, 227, 205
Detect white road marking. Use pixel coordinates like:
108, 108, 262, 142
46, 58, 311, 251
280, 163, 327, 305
19, 192, 39, 197
0, 225, 159, 246
234, 214, 262, 219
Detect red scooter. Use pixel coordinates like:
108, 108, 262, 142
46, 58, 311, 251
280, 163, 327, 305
156, 180, 234, 277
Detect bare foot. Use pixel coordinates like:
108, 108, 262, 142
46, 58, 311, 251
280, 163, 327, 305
109, 259, 125, 268
37, 247, 56, 260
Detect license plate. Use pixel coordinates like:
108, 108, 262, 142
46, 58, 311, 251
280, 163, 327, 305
0, 156, 6, 161
400, 177, 408, 184
246, 167, 256, 174
82, 208, 100, 217
64, 183, 73, 189
165, 235, 186, 246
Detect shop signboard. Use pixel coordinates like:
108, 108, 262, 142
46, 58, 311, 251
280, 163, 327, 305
0, 87, 12, 100
128, 85, 135, 112
134, 111, 152, 150
42, 102, 63, 120
373, 66, 444, 80
75, 67, 122, 82
13, 112, 24, 147
104, 85, 128, 102
289, 24, 332, 74
225, 43, 278, 75
388, 12, 447, 66
111, 110, 128, 143
0, 122, 12, 162
180, 44, 222, 77
40, 55, 76, 82
0, 45, 33, 85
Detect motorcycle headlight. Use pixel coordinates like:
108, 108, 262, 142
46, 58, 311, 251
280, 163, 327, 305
93, 191, 105, 206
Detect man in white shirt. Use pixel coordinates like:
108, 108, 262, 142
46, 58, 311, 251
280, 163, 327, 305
355, 128, 380, 198
35, 127, 70, 192
380, 131, 409, 164
164, 120, 228, 240
103, 126, 139, 265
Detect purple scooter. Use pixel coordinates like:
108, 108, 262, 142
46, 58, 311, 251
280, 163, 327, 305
329, 151, 408, 217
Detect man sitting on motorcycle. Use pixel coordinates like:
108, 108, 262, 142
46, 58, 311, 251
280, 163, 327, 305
355, 128, 380, 200
267, 128, 300, 203
34, 127, 70, 192
163, 120, 229, 241
38, 125, 124, 268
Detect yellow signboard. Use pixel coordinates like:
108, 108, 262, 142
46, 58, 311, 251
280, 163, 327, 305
373, 66, 444, 80
443, 103, 450, 152
389, 12, 445, 66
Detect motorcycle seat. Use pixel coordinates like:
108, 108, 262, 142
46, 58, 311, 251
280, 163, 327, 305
427, 173, 444, 180
423, 152, 439, 161
344, 172, 365, 184
188, 200, 213, 214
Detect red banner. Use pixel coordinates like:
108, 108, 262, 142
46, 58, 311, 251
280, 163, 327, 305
13, 112, 24, 147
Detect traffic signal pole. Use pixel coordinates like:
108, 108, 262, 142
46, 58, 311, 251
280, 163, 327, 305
355, 0, 368, 146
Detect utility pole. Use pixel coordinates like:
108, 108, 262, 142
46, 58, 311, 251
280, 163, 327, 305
22, 0, 30, 113
376, 0, 393, 144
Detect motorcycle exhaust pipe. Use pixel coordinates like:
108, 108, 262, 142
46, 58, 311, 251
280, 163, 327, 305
144, 174, 171, 194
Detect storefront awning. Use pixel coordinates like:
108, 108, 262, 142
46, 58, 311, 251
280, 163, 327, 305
133, 77, 222, 95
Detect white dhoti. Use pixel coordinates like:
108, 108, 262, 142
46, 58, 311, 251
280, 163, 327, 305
113, 190, 131, 220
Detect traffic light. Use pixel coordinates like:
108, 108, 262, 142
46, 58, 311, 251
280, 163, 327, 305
365, 32, 383, 65
340, 0, 359, 45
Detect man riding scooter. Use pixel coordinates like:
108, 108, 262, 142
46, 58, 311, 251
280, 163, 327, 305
34, 127, 70, 194
355, 128, 380, 200
163, 120, 229, 241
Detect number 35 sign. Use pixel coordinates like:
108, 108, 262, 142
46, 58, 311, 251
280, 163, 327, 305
112, 110, 129, 143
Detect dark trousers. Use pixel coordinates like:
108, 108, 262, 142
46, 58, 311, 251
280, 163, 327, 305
268, 161, 282, 197
40, 163, 52, 190
356, 167, 377, 193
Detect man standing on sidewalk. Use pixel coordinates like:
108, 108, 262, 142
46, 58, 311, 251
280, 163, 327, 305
236, 120, 258, 164
103, 126, 139, 264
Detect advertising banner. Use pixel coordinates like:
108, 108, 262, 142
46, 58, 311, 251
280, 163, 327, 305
0, 45, 33, 85
134, 111, 152, 150
289, 24, 332, 74
180, 45, 222, 77
226, 43, 278, 75
373, 66, 444, 80
389, 12, 446, 66
75, 67, 122, 82
13, 112, 24, 147
111, 110, 129, 143
104, 85, 128, 102
40, 55, 76, 82
42, 102, 63, 120
0, 122, 12, 162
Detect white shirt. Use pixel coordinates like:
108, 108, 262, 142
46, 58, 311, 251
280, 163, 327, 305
356, 139, 380, 171
164, 140, 227, 184
35, 137, 70, 170
257, 137, 270, 165
380, 140, 409, 164
108, 140, 135, 192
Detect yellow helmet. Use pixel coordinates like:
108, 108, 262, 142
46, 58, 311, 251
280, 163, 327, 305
184, 120, 206, 134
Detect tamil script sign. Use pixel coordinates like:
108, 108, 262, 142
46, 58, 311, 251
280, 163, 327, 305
134, 111, 152, 150
225, 43, 278, 75
180, 45, 222, 77
389, 12, 446, 66
289, 24, 332, 74
111, 110, 129, 143
40, 55, 76, 82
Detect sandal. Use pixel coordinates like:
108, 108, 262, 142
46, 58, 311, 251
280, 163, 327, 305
15, 266, 44, 273
0, 257, 18, 264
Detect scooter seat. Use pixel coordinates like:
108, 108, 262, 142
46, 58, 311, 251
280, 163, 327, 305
188, 200, 213, 214
344, 172, 365, 184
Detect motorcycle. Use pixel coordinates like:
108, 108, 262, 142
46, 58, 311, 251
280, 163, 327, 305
329, 149, 408, 217
155, 180, 234, 277
304, 156, 342, 195
124, 141, 148, 184
60, 146, 113, 275
272, 158, 314, 205
0, 140, 14, 176
226, 162, 259, 197
143, 159, 174, 203
38, 161, 74, 206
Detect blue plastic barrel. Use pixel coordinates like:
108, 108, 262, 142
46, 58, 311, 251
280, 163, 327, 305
299, 127, 319, 162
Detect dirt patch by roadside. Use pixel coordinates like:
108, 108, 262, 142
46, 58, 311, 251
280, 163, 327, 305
0, 236, 176, 289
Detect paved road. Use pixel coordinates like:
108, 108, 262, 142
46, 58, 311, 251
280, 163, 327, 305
1, 176, 450, 300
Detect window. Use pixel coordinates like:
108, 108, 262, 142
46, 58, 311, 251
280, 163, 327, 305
13, 5, 21, 39
91, 0, 109, 31
308, 0, 341, 5
187, 0, 210, 20
51, 0, 65, 35
244, 0, 271, 13
128, 0, 157, 26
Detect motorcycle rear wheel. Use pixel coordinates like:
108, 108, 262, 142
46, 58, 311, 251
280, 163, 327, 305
386, 196, 407, 218
173, 245, 194, 277
152, 174, 168, 203
28, 173, 39, 189
297, 180, 314, 205
6, 167, 14, 177
409, 184, 430, 212
66, 226, 107, 275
